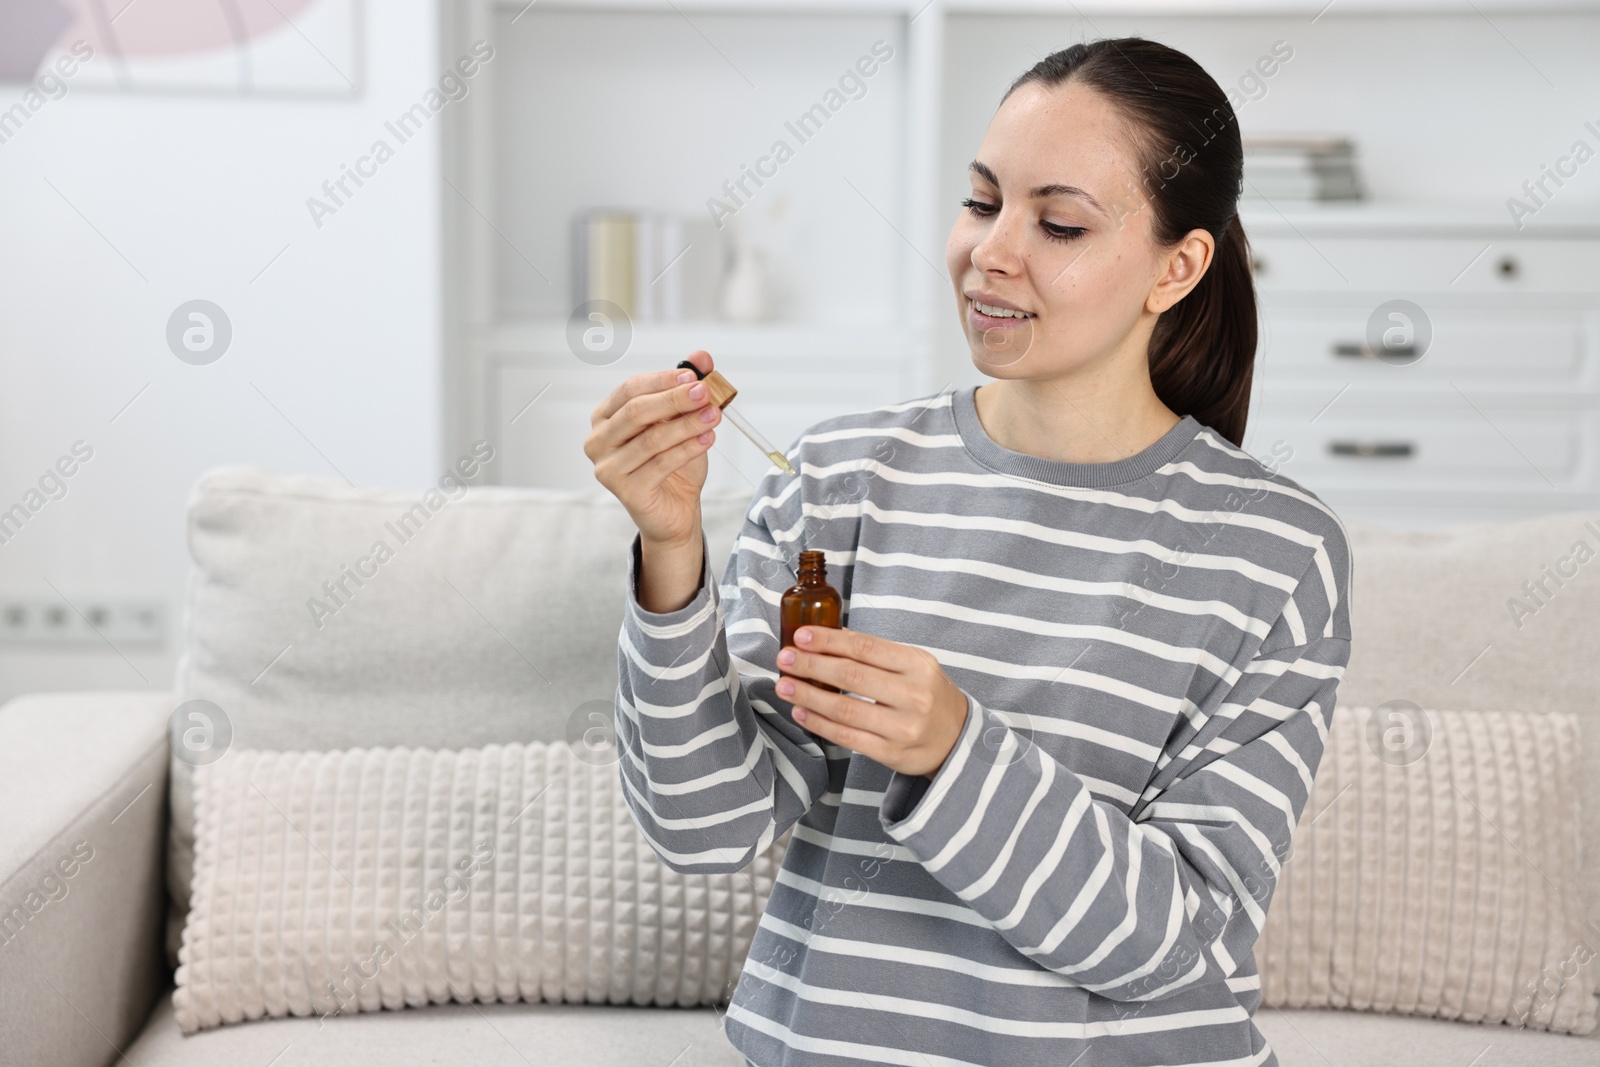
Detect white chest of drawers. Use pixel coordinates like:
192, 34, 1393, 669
1239, 203, 1600, 527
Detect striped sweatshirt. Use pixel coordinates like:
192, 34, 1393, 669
614, 384, 1353, 1067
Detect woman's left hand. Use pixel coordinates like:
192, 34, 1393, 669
775, 626, 969, 779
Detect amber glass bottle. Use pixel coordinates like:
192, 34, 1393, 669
780, 550, 842, 694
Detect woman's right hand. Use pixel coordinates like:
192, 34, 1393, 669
585, 350, 722, 549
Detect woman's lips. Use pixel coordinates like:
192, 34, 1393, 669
968, 303, 1034, 332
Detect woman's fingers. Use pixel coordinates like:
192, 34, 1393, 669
789, 682, 897, 741
587, 377, 709, 463
624, 421, 718, 492
792, 625, 917, 673
590, 365, 684, 428
607, 396, 719, 478
589, 351, 711, 427
583, 352, 717, 550
779, 647, 901, 708
584, 351, 715, 472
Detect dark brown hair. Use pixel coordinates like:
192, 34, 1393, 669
1004, 38, 1255, 447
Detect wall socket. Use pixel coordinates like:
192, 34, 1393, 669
0, 598, 166, 649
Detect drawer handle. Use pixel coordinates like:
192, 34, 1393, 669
1328, 440, 1414, 458
1331, 342, 1419, 362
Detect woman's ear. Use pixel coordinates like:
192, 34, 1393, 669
1146, 228, 1215, 314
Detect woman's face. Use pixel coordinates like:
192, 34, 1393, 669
946, 79, 1209, 378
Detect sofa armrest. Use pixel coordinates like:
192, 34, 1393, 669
0, 690, 173, 1067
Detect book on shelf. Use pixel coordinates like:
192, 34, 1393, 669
1242, 134, 1356, 157
1241, 135, 1364, 201
572, 210, 726, 323
571, 211, 634, 317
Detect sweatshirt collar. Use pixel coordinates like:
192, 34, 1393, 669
951, 384, 1202, 488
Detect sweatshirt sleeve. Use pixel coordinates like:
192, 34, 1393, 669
614, 476, 830, 876
877, 545, 1351, 1003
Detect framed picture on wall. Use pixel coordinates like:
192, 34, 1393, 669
1, 0, 363, 96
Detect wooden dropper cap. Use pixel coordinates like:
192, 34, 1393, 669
675, 359, 737, 409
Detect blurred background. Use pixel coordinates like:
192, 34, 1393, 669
3, 0, 1599, 703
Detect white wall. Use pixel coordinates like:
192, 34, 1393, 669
941, 11, 1600, 210
0, 1, 442, 703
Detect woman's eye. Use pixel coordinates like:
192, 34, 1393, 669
960, 198, 1085, 242
1041, 222, 1087, 243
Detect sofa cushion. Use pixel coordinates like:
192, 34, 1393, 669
174, 742, 789, 1032
166, 466, 760, 961
126, 993, 1600, 1067
135, 991, 750, 1066
1257, 704, 1593, 1034
1255, 1003, 1600, 1065
1332, 512, 1600, 935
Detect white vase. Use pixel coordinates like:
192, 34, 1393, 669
719, 242, 768, 323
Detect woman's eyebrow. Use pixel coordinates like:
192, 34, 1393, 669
968, 159, 1106, 216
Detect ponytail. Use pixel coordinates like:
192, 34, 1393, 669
1147, 213, 1256, 447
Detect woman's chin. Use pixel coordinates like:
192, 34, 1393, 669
967, 324, 1036, 371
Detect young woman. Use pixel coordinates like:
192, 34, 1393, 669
587, 37, 1351, 1067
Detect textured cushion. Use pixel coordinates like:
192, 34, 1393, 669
1257, 704, 1593, 1034
174, 742, 790, 1032
166, 465, 759, 959
1334, 512, 1600, 933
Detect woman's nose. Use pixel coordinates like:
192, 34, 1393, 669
971, 210, 1027, 272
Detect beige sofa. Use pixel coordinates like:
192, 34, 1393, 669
1, 466, 1596, 1066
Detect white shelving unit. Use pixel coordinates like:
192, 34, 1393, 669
442, 0, 1600, 526
1240, 202, 1600, 524
442, 0, 944, 494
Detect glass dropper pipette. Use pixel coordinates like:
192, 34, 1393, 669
676, 359, 798, 476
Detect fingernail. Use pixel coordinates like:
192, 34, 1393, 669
793, 707, 808, 721
796, 629, 812, 644
676, 370, 695, 384
777, 679, 794, 695
689, 383, 706, 400
777, 649, 794, 665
